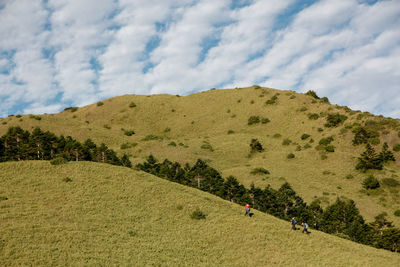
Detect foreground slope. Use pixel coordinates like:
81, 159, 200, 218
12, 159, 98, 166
0, 161, 399, 266
1, 86, 400, 225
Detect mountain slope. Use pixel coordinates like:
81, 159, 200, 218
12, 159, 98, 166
1, 86, 400, 225
1, 161, 399, 266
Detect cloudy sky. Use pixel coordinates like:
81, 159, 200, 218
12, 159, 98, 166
0, 0, 399, 118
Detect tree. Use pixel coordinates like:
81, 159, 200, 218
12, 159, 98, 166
356, 144, 383, 172
222, 176, 247, 204
121, 154, 132, 168
3, 126, 30, 161
379, 142, 395, 163
250, 139, 264, 153
362, 175, 380, 189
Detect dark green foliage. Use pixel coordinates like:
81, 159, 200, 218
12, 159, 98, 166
15, 115, 22, 118
272, 133, 281, 138
121, 154, 132, 168
299, 106, 307, 112
250, 168, 270, 175
29, 115, 42, 120
308, 113, 319, 120
356, 144, 383, 172
325, 145, 335, 152
287, 153, 295, 159
305, 90, 319, 99
248, 116, 260, 125
352, 126, 380, 145
363, 175, 380, 189
227, 130, 234, 134
190, 208, 206, 220
124, 130, 135, 136
301, 134, 310, 140
103, 124, 111, 129
201, 142, 214, 152
394, 210, 400, 217
265, 94, 278, 105
393, 144, 400, 152
129, 102, 136, 108
120, 142, 137, 149
50, 157, 67, 165
319, 136, 334, 146
250, 139, 264, 153
168, 141, 177, 147
164, 127, 171, 133
62, 177, 72, 182
261, 118, 270, 124
64, 107, 78, 112
0, 196, 8, 201
97, 101, 104, 106
320, 97, 330, 104
382, 178, 400, 187
379, 142, 395, 163
325, 113, 348, 127
282, 138, 291, 146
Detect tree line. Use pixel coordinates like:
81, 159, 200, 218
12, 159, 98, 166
137, 155, 400, 253
0, 126, 132, 167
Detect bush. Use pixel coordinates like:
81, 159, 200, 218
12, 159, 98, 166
324, 113, 348, 127
287, 153, 295, 159
301, 134, 310, 140
250, 167, 270, 175
121, 142, 137, 149
362, 175, 380, 189
261, 118, 270, 124
97, 101, 104, 106
346, 174, 354, 179
164, 127, 171, 133
308, 113, 319, 120
103, 124, 111, 129
201, 142, 214, 152
64, 107, 78, 112
319, 136, 334, 146
0, 196, 8, 201
62, 177, 72, 183
393, 144, 400, 152
190, 208, 206, 220
129, 102, 136, 108
325, 145, 335, 152
282, 138, 291, 146
50, 157, 67, 165
299, 106, 308, 112
248, 116, 260, 125
227, 130, 234, 134
250, 139, 264, 153
305, 90, 319, 99
394, 210, 400, 217
265, 94, 278, 105
320, 97, 330, 104
381, 178, 400, 187
124, 130, 135, 136
273, 133, 281, 138
142, 135, 161, 141
168, 141, 177, 147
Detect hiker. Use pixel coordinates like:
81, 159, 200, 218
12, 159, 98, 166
291, 217, 297, 230
301, 222, 310, 234
244, 204, 251, 216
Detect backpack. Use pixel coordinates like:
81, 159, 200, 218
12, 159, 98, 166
293, 219, 297, 225
304, 223, 308, 229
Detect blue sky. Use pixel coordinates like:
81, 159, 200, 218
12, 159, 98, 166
0, 0, 399, 118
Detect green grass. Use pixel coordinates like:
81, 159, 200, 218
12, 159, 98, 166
1, 86, 400, 226
1, 161, 399, 266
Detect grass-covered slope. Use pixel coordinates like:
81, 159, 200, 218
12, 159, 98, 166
1, 86, 400, 225
1, 161, 399, 266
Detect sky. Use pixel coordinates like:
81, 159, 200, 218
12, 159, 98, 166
0, 0, 399, 118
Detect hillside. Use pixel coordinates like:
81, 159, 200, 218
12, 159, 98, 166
1, 86, 400, 226
1, 161, 399, 266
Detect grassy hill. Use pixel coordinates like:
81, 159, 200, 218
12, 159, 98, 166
1, 86, 400, 226
1, 161, 399, 266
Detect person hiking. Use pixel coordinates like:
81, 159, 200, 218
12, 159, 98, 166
301, 222, 310, 234
291, 217, 297, 230
244, 204, 251, 216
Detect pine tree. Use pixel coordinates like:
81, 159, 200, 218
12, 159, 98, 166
356, 144, 383, 171
379, 142, 395, 163
121, 154, 132, 168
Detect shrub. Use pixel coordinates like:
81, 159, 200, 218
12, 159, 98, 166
265, 94, 278, 105
346, 174, 354, 179
324, 113, 348, 127
394, 210, 400, 217
201, 142, 214, 152
248, 116, 260, 125
393, 144, 400, 152
301, 134, 310, 140
287, 153, 295, 159
250, 139, 264, 153
290, 95, 296, 99
325, 145, 335, 152
142, 135, 161, 141
305, 90, 319, 99
250, 167, 270, 175
381, 178, 400, 187
50, 157, 67, 165
273, 133, 281, 138
317, 128, 323, 132
15, 114, 22, 118
103, 124, 111, 129
362, 175, 380, 189
319, 136, 334, 146
303, 143, 311, 149
282, 138, 291, 146
227, 130, 234, 134
29, 115, 42, 120
352, 126, 380, 145
299, 106, 308, 112
295, 145, 302, 151
121, 142, 137, 149
129, 102, 136, 108
0, 196, 8, 201
168, 141, 177, 147
261, 118, 270, 124
97, 101, 104, 106
190, 208, 206, 220
320, 97, 330, 104
308, 113, 319, 120
124, 130, 135, 136
64, 107, 78, 112
62, 177, 72, 183
164, 127, 171, 133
